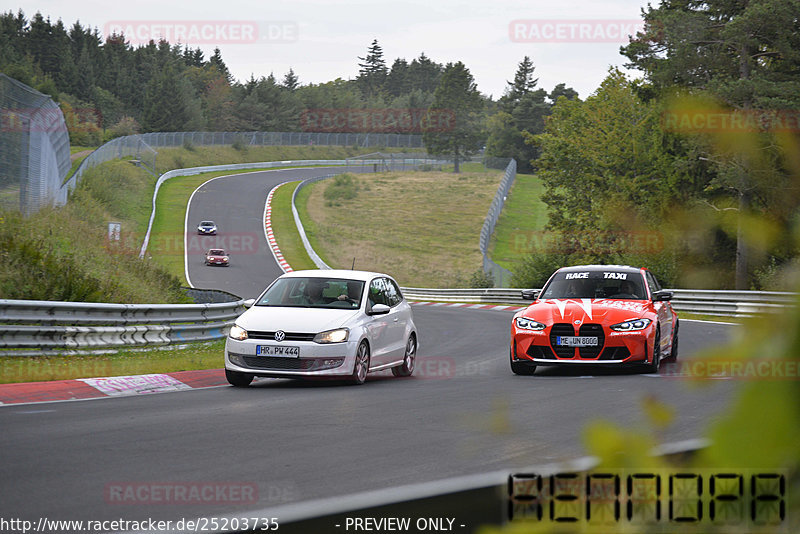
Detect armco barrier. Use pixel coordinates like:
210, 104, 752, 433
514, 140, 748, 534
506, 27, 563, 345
1, 289, 793, 357
0, 298, 246, 357
401, 287, 797, 317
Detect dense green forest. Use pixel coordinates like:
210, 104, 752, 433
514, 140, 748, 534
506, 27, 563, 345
0, 11, 572, 166
513, 0, 800, 290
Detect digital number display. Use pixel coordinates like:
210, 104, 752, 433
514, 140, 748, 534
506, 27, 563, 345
508, 470, 786, 531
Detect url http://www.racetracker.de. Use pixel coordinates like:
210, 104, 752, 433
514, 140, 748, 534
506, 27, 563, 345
0, 516, 280, 533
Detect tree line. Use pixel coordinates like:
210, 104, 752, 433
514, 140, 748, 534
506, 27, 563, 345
515, 0, 800, 290
0, 12, 573, 169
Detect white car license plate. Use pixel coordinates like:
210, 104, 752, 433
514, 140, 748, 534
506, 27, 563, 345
256, 345, 300, 357
556, 336, 599, 347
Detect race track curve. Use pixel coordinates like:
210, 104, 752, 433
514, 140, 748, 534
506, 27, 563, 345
0, 166, 743, 531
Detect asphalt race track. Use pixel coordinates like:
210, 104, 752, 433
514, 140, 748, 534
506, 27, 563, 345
0, 167, 743, 530
185, 165, 393, 299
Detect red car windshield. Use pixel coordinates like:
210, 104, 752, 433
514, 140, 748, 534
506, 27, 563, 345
209, 250, 225, 256
540, 271, 646, 300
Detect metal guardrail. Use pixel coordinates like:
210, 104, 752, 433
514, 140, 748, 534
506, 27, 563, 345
292, 174, 335, 270
0, 298, 246, 357
2, 288, 790, 357
401, 287, 798, 317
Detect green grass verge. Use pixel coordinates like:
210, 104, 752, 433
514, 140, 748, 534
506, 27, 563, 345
0, 341, 225, 384
488, 172, 547, 272
270, 181, 317, 271
297, 169, 503, 287
69, 145, 97, 154
65, 155, 88, 181
295, 182, 333, 268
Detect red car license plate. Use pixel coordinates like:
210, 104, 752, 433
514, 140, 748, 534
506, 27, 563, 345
556, 336, 598, 347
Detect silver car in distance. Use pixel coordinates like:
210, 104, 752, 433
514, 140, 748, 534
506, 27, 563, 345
224, 270, 418, 386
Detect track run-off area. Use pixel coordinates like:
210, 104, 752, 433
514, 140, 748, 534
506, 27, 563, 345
0, 166, 743, 530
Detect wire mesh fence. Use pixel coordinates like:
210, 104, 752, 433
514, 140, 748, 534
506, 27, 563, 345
480, 159, 517, 287
0, 74, 70, 215
63, 131, 426, 205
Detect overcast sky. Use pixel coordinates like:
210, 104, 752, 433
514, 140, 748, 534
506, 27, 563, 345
13, 0, 653, 99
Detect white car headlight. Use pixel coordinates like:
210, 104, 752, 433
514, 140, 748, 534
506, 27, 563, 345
515, 317, 546, 330
313, 328, 349, 344
610, 318, 652, 331
229, 324, 248, 340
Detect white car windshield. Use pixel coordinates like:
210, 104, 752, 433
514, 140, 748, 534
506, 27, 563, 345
256, 277, 365, 309
540, 271, 646, 300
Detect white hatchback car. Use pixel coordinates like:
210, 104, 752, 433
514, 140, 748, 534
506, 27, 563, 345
225, 270, 418, 386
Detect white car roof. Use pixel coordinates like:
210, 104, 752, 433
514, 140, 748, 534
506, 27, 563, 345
280, 269, 392, 283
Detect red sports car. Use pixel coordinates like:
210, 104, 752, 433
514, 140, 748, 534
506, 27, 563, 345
205, 248, 230, 266
511, 265, 678, 375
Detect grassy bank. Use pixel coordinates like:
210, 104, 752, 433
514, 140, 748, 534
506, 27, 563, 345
297, 169, 503, 287
270, 182, 317, 271
487, 173, 547, 272
0, 159, 188, 303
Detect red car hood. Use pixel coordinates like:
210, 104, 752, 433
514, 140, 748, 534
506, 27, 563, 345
523, 298, 651, 324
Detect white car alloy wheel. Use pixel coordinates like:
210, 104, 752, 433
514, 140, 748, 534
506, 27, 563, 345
352, 341, 370, 385
392, 335, 416, 377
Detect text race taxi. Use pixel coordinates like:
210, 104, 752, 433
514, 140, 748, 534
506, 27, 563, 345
225, 270, 417, 386
511, 265, 678, 375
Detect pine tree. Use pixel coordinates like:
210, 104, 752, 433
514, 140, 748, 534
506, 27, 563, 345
386, 58, 411, 97
499, 56, 538, 112
357, 39, 388, 98
408, 52, 442, 93
423, 61, 484, 172
209, 47, 232, 83
282, 68, 299, 91
142, 65, 189, 131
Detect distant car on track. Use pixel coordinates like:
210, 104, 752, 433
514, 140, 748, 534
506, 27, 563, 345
510, 265, 678, 375
197, 220, 217, 235
224, 270, 418, 386
205, 248, 229, 266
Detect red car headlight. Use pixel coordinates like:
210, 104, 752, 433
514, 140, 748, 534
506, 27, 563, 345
515, 317, 546, 330
610, 318, 652, 331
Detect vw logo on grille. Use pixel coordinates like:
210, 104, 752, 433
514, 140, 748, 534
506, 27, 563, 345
274, 330, 286, 342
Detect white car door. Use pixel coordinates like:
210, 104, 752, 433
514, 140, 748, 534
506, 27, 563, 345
383, 278, 410, 361
365, 278, 393, 367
